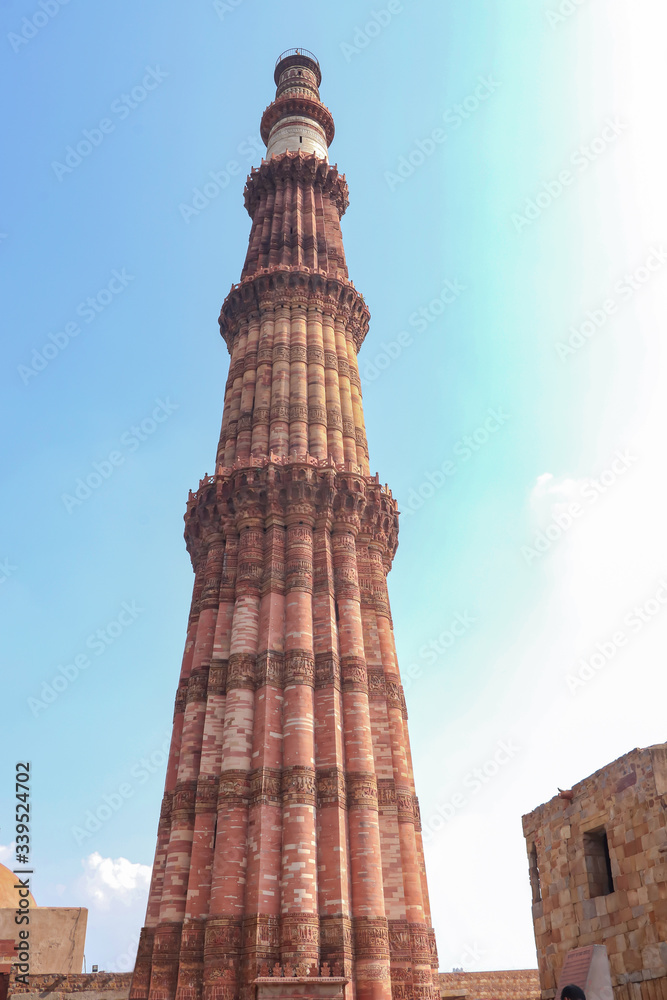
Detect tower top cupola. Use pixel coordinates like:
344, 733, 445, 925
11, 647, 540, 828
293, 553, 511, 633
261, 48, 335, 161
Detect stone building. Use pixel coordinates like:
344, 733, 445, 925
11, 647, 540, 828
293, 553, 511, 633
522, 744, 667, 1000
128, 48, 438, 1000
0, 862, 87, 999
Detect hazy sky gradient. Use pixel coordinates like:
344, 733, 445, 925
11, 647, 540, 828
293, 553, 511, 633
2, 0, 666, 974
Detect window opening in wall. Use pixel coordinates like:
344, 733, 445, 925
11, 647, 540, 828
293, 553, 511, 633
299, 136, 303, 143
528, 842, 542, 903
584, 826, 614, 897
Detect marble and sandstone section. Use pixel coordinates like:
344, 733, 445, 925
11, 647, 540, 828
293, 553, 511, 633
438, 970, 540, 1000
129, 49, 439, 1000
522, 744, 667, 1000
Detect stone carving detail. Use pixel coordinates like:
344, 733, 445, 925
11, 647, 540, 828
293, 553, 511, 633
308, 404, 328, 425
315, 652, 340, 689
319, 915, 352, 950
282, 765, 316, 805
180, 920, 206, 955
342, 418, 356, 438
273, 344, 290, 362
323, 351, 338, 370
196, 774, 219, 813
290, 345, 307, 363
205, 918, 242, 952
217, 770, 250, 807
341, 655, 367, 690
414, 796, 422, 832
253, 407, 270, 426
249, 767, 282, 805
279, 914, 319, 960
186, 667, 208, 704
347, 771, 378, 810
409, 924, 431, 962
159, 791, 173, 823
172, 780, 197, 817
255, 650, 284, 688
427, 928, 438, 965
227, 653, 256, 690
153, 922, 182, 955
388, 921, 411, 960
174, 680, 188, 716
359, 964, 390, 981
208, 659, 228, 696
385, 678, 403, 710
316, 767, 347, 807
412, 968, 433, 984
337, 358, 350, 380
353, 917, 389, 958
289, 404, 308, 422
243, 914, 280, 951
367, 667, 386, 699
270, 404, 290, 422
284, 649, 315, 686
377, 779, 397, 812
396, 788, 415, 823
307, 345, 324, 364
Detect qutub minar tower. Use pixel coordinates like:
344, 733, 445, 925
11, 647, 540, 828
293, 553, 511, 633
130, 49, 439, 1000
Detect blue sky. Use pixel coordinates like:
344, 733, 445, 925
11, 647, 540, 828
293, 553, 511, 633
2, 0, 666, 975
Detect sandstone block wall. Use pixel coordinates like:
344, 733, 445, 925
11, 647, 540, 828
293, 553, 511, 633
522, 745, 667, 1000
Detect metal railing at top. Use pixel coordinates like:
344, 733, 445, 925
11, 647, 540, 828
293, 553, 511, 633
275, 48, 319, 68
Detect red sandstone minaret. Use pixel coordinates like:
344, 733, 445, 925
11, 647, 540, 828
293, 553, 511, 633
130, 48, 438, 1000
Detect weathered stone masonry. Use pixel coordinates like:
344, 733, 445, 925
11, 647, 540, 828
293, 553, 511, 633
130, 49, 439, 1000
523, 744, 667, 1000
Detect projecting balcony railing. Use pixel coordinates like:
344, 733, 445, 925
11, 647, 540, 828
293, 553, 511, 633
275, 47, 319, 68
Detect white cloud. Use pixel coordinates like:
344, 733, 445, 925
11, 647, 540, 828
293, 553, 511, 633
81, 852, 151, 911
0, 844, 14, 864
